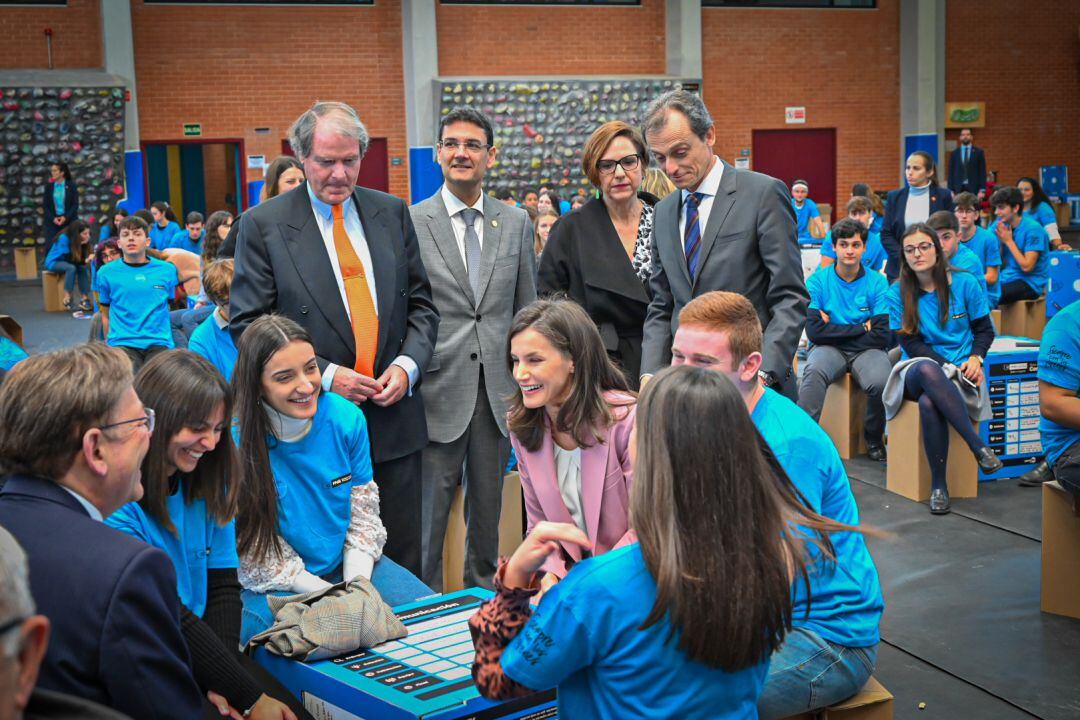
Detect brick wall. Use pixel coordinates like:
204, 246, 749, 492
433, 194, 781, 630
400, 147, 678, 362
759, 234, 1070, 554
0, 0, 102, 69
201, 143, 233, 217
946, 0, 1080, 190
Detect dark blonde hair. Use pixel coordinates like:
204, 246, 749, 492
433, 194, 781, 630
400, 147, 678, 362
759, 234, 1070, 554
677, 291, 763, 365
534, 209, 559, 257
581, 121, 650, 188
202, 259, 234, 307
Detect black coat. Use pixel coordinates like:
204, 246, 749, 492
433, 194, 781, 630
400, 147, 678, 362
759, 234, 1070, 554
881, 185, 954, 279
41, 180, 79, 244
947, 144, 986, 196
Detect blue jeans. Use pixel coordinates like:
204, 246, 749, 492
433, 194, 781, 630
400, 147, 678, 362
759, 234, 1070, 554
240, 557, 433, 646
757, 627, 877, 719
50, 261, 89, 294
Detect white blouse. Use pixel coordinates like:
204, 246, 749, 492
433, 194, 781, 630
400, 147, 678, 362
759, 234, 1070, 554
553, 444, 586, 533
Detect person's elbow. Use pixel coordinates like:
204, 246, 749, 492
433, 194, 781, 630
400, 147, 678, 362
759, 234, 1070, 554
1041, 387, 1080, 429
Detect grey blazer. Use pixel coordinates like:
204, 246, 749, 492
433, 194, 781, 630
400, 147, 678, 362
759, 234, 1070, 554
640, 160, 809, 385
410, 191, 536, 442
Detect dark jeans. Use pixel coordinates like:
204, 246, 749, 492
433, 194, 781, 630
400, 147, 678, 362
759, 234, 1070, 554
118, 345, 169, 373
1052, 439, 1080, 497
798, 346, 890, 444
50, 261, 89, 295
999, 280, 1039, 305
376, 451, 424, 577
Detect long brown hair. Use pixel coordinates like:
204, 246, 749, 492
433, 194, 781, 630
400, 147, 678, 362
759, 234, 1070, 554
202, 210, 233, 265
897, 223, 951, 336
263, 155, 304, 200
632, 366, 859, 671
232, 314, 315, 560
64, 219, 91, 265
134, 350, 239, 533
506, 299, 632, 453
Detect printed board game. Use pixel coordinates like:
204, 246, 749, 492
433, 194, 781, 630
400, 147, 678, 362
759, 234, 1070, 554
980, 337, 1043, 481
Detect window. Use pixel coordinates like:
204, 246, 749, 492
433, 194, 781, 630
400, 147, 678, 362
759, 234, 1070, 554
441, 0, 638, 5
142, 0, 372, 4
704, 0, 873, 7
1, 1, 66, 5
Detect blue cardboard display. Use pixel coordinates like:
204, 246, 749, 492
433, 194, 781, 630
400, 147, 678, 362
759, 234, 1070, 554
1046, 251, 1080, 318
1066, 194, 1080, 227
255, 589, 557, 720
1040, 165, 1069, 200
979, 337, 1043, 481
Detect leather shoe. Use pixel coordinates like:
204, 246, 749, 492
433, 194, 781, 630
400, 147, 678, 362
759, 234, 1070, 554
867, 443, 887, 463
976, 447, 1003, 474
1017, 460, 1053, 487
930, 488, 951, 515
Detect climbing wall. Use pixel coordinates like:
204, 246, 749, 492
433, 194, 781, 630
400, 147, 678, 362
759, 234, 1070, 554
438, 78, 692, 195
0, 84, 126, 269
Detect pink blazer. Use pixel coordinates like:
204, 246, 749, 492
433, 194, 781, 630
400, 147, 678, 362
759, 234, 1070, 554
510, 391, 637, 578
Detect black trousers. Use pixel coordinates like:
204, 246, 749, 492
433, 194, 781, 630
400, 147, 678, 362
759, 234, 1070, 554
1053, 438, 1080, 497
118, 345, 169, 373
200, 652, 314, 719
375, 450, 423, 577
999, 280, 1039, 305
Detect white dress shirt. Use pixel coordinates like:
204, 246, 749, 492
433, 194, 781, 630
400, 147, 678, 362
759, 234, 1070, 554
62, 486, 103, 522
440, 184, 485, 268
679, 156, 725, 240
905, 183, 932, 230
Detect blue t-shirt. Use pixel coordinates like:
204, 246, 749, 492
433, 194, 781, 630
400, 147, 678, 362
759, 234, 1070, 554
96, 258, 178, 350
993, 216, 1050, 294
106, 480, 238, 618
961, 226, 1002, 308
150, 221, 182, 251
887, 271, 989, 365
168, 230, 205, 255
807, 265, 889, 326
1038, 302, 1080, 464
792, 198, 821, 244
44, 233, 74, 270
502, 544, 768, 719
869, 212, 883, 235
188, 311, 238, 382
1024, 201, 1056, 228
819, 230, 888, 272
751, 389, 883, 648
52, 181, 66, 216
0, 337, 28, 372
949, 244, 988, 298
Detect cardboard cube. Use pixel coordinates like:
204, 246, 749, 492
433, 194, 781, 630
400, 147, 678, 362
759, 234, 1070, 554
990, 308, 1001, 331
782, 676, 894, 719
442, 472, 524, 593
1041, 481, 1080, 620
886, 400, 978, 502
42, 272, 66, 312
820, 374, 869, 459
999, 297, 1045, 340
0, 316, 23, 347
1046, 251, 1080, 318
14, 247, 37, 280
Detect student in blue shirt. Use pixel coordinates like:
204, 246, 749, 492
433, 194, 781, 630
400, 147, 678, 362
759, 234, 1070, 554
850, 183, 885, 235
106, 351, 305, 720
800, 219, 892, 461
44, 218, 93, 313
1018, 176, 1069, 251
149, 201, 182, 251
819, 197, 888, 273
168, 211, 206, 254
990, 186, 1050, 305
188, 259, 238, 381
927, 211, 988, 298
232, 315, 431, 645
96, 215, 179, 372
99, 207, 128, 242
791, 179, 822, 245
954, 192, 1001, 307
470, 365, 864, 719
886, 224, 1001, 514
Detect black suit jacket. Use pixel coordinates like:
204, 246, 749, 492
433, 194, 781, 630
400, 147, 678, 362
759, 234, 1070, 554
0, 476, 201, 720
41, 181, 79, 244
229, 183, 439, 463
881, 185, 954, 279
538, 196, 652, 385
947, 144, 986, 195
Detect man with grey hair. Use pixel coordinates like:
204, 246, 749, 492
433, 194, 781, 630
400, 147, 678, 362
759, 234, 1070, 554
639, 89, 808, 399
230, 101, 439, 578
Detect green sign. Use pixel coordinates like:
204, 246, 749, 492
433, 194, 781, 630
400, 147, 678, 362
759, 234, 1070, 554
183, 123, 202, 137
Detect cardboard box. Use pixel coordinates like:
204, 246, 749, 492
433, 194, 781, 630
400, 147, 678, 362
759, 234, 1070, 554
0, 316, 23, 347
442, 473, 525, 593
782, 676, 893, 719
1041, 481, 1080, 620
41, 272, 65, 313
820, 374, 868, 459
1066, 194, 1080, 227
255, 589, 558, 720
1054, 202, 1072, 229
1040, 165, 1068, 200
886, 400, 978, 502
13, 247, 37, 280
999, 297, 1045, 340
990, 308, 1001, 331
1046, 251, 1080, 318
979, 337, 1044, 481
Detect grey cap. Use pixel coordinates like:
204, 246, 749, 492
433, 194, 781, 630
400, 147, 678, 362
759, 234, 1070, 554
0, 524, 35, 628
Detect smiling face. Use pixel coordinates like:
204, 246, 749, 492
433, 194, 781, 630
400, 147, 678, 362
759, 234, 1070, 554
994, 202, 1019, 226
645, 109, 716, 191
670, 324, 761, 396
165, 401, 225, 476
260, 340, 320, 420
597, 135, 643, 204
438, 120, 495, 191
510, 327, 574, 412
1017, 180, 1034, 204
50, 164, 64, 181
536, 194, 554, 214
523, 192, 538, 210
98, 386, 153, 514
301, 119, 362, 206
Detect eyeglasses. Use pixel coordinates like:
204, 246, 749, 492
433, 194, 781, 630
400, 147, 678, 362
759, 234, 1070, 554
0, 615, 25, 639
100, 407, 155, 434
597, 154, 641, 175
902, 242, 935, 256
439, 139, 490, 153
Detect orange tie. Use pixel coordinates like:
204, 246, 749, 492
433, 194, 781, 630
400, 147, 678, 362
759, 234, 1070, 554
331, 203, 378, 377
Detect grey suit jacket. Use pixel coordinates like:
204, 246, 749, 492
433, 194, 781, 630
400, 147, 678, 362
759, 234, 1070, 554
641, 159, 809, 384
410, 190, 536, 442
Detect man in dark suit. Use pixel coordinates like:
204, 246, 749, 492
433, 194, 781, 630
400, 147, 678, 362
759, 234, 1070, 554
230, 102, 439, 577
0, 344, 201, 720
947, 128, 987, 198
640, 89, 808, 398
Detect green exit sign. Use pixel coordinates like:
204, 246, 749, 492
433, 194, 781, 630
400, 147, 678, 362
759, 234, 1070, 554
183, 123, 202, 137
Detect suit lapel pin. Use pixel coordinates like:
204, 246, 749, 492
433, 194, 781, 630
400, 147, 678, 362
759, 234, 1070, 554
491, 219, 498, 228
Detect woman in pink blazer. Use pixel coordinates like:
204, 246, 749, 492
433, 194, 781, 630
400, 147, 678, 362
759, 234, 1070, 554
507, 298, 637, 594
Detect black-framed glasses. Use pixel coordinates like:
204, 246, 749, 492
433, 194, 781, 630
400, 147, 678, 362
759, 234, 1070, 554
902, 242, 935, 256
439, 139, 490, 153
100, 407, 155, 434
597, 154, 641, 175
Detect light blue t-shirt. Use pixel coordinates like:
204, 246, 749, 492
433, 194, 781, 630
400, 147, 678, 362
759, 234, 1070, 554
887, 271, 989, 365
949, 244, 988, 298
44, 233, 75, 270
168, 230, 205, 255
150, 221, 182, 251
106, 480, 238, 618
792, 198, 821, 245
52, 181, 66, 216
188, 311, 238, 382
1024, 201, 1056, 228
1038, 302, 1080, 465
96, 258, 178, 350
961, 226, 1002, 308
502, 544, 768, 719
993, 216, 1050, 294
819, 230, 888, 272
869, 212, 883, 235
751, 388, 883, 648
807, 265, 890, 326
0, 337, 28, 372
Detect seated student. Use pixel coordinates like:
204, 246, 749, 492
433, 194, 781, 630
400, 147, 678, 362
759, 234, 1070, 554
99, 207, 128, 242
507, 299, 636, 596
232, 315, 431, 644
670, 292, 884, 717
149, 201, 182, 251
927, 210, 988, 297
851, 182, 884, 235
799, 219, 891, 461
87, 239, 122, 342
954, 192, 1002, 308
791, 179, 823, 245
188, 260, 239, 381
96, 216, 179, 371
44, 218, 93, 313
107, 351, 306, 720
470, 365, 863, 717
990, 186, 1050, 305
885, 223, 1002, 514
1019, 176, 1070, 251
168, 212, 206, 254
0, 344, 202, 719
819, 197, 888, 272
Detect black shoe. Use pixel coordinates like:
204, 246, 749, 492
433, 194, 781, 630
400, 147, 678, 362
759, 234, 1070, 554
867, 443, 887, 462
1017, 460, 1053, 487
976, 447, 1003, 474
930, 488, 951, 514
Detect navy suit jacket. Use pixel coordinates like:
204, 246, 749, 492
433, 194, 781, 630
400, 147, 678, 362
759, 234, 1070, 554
0, 475, 201, 719
881, 185, 954, 279
947, 145, 986, 195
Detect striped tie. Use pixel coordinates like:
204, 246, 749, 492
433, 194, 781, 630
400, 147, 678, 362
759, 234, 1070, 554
684, 192, 705, 278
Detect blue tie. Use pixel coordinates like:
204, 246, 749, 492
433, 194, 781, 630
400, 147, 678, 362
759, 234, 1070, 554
684, 192, 705, 278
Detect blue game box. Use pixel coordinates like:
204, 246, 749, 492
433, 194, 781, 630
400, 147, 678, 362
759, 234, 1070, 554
1046, 251, 1080, 319
979, 337, 1043, 481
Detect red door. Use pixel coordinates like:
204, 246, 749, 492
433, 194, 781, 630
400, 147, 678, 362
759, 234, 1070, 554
280, 137, 390, 193
752, 129, 837, 223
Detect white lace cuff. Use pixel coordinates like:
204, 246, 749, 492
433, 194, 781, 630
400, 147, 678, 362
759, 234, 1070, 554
238, 535, 306, 594
345, 482, 386, 561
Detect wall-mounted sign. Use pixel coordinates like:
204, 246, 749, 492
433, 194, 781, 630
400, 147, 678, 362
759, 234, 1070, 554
183, 123, 202, 137
785, 107, 806, 124
734, 157, 750, 170
247, 155, 266, 170
945, 101, 985, 128
391, 157, 404, 166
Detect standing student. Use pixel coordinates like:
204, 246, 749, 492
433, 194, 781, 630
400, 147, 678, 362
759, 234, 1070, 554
927, 211, 988, 297
188, 260, 239, 382
218, 158, 304, 259
881, 152, 954, 280
150, 202, 182, 251
96, 215, 179, 372
533, 209, 558, 258
231, 315, 431, 644
1018, 177, 1069, 251
42, 162, 79, 246
818, 196, 888, 272
107, 351, 304, 720
885, 224, 1001, 514
168, 212, 206, 254
790, 179, 823, 245
954, 192, 1001, 308
990, 186, 1050, 305
44, 218, 93, 313
799, 219, 891, 461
